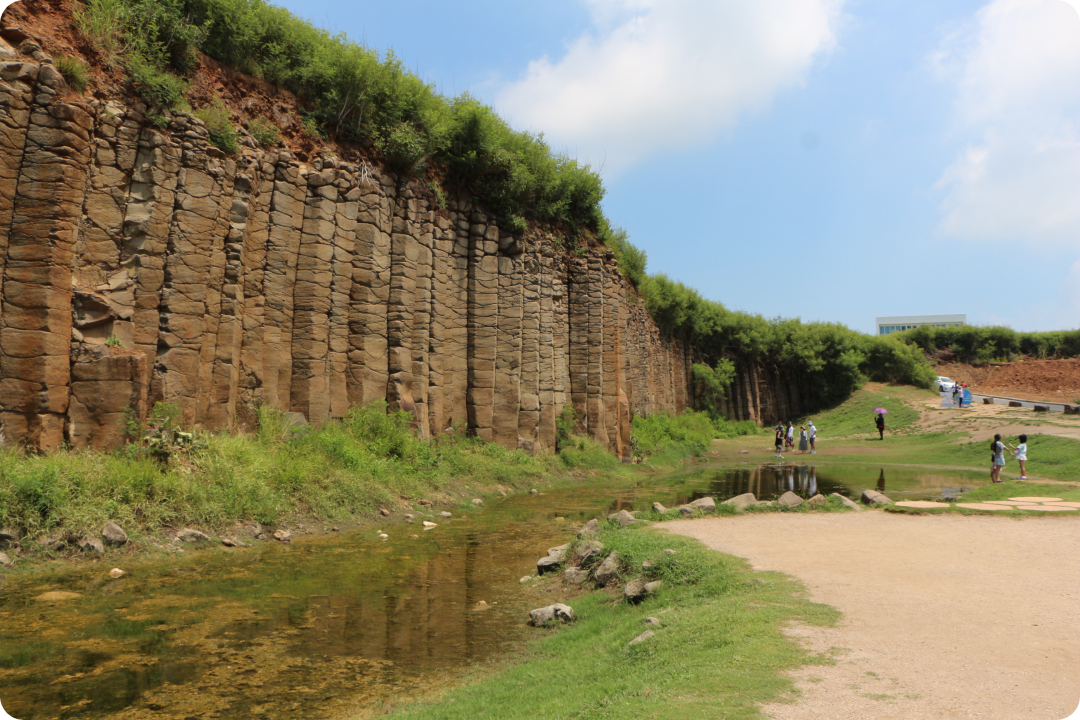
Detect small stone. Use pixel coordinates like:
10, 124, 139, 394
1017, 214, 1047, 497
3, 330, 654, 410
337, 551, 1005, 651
689, 497, 716, 512
331, 526, 340, 532
662, 549, 676, 556
644, 580, 662, 595
221, 536, 248, 548
778, 491, 804, 509
624, 578, 647, 603
519, 575, 533, 584
418, 499, 432, 507
177, 528, 211, 543
651, 502, 668, 514
564, 567, 589, 584
644, 616, 662, 627
806, 494, 827, 505
594, 551, 621, 586
380, 508, 390, 516
578, 518, 601, 538
830, 493, 863, 511
613, 509, 637, 527
404, 513, 415, 520
529, 489, 538, 495
0, 551, 13, 567
439, 511, 452, 518
272, 529, 292, 542
378, 533, 389, 540
677, 505, 695, 517
409, 534, 419, 539
547, 544, 569, 558
422, 521, 437, 528
628, 630, 655, 646
109, 568, 126, 579
722, 493, 758, 510
528, 603, 575, 626
102, 522, 128, 546
472, 498, 484, 507
78, 535, 105, 554
472, 600, 490, 612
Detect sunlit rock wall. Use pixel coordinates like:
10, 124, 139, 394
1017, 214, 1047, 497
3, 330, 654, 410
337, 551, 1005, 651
0, 52, 692, 456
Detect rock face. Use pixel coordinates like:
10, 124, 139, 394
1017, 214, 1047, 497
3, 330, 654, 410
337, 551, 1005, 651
0, 54, 697, 454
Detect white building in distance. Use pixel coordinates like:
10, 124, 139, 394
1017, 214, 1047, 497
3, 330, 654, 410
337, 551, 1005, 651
876, 314, 966, 335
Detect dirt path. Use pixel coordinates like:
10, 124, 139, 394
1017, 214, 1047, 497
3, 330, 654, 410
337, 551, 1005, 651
662, 513, 1080, 720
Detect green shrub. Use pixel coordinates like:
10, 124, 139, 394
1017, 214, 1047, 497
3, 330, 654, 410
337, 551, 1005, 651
127, 53, 188, 109
903, 325, 1080, 363
74, 0, 127, 62
55, 55, 90, 93
194, 98, 240, 153
377, 121, 428, 174
601, 224, 647, 287
247, 116, 280, 146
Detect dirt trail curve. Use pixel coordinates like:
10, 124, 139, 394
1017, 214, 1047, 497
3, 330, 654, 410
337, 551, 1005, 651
663, 513, 1080, 720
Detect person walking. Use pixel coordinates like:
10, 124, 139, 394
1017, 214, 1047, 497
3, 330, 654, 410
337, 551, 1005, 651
875, 412, 885, 440
774, 422, 785, 459
798, 426, 808, 454
1006, 434, 1028, 480
990, 433, 1006, 483
786, 421, 795, 450
808, 420, 817, 454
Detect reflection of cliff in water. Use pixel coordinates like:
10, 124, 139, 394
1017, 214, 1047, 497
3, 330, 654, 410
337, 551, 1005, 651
692, 464, 830, 501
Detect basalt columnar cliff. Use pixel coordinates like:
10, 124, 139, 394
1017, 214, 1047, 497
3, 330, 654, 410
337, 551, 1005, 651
0, 30, 814, 456
0, 40, 704, 456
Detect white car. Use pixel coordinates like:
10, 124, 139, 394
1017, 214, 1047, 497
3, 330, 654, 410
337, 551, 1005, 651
935, 376, 956, 392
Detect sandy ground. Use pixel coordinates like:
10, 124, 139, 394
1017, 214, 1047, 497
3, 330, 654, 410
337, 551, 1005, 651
662, 513, 1080, 720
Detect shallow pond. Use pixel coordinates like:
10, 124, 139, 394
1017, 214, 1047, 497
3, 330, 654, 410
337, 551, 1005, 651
0, 462, 987, 719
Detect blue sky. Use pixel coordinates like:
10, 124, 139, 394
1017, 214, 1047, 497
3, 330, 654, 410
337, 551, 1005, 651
275, 0, 1080, 334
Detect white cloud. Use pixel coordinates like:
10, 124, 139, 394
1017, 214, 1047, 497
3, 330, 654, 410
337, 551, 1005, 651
494, 0, 846, 174
934, 0, 1080, 245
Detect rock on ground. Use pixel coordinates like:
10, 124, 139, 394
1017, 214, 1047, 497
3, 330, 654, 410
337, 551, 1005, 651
564, 567, 589, 585
861, 489, 892, 505
101, 522, 128, 546
573, 540, 604, 566
177, 528, 211, 543
723, 493, 758, 510
778, 491, 804, 509
272, 529, 292, 542
628, 630, 655, 646
594, 551, 621, 586
652, 502, 668, 514
578, 518, 601, 538
0, 551, 13, 567
830, 493, 863, 511
536, 555, 563, 575
689, 497, 716, 512
624, 578, 647, 602
528, 603, 575, 626
78, 535, 105, 554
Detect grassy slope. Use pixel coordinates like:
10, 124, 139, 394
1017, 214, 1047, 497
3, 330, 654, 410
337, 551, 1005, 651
380, 526, 839, 720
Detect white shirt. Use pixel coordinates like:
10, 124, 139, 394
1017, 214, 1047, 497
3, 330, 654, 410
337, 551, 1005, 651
808, 424, 817, 439
1014, 443, 1027, 461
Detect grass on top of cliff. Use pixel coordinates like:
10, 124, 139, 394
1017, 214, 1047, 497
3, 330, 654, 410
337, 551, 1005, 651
0, 405, 622, 548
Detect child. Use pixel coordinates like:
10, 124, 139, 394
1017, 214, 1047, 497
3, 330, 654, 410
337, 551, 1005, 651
1006, 434, 1027, 480
990, 433, 1006, 483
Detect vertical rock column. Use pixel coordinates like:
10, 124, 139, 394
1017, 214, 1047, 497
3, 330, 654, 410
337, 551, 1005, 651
237, 156, 275, 423
386, 191, 419, 422
409, 198, 434, 438
517, 249, 541, 451
349, 181, 391, 407
259, 155, 305, 411
585, 254, 608, 447
466, 217, 498, 441
493, 238, 522, 449
0, 64, 92, 450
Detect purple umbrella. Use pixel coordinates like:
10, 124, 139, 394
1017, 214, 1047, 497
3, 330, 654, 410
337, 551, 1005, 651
872, 408, 888, 414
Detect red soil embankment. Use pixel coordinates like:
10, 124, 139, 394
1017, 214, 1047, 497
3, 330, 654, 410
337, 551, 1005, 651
936, 358, 1080, 404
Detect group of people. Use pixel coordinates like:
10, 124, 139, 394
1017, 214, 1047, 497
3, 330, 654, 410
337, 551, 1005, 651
774, 420, 816, 458
989, 433, 1027, 482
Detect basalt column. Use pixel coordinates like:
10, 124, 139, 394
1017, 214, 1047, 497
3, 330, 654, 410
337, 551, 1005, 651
0, 63, 91, 450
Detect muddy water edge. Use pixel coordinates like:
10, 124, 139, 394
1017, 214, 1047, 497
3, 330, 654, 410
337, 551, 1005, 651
0, 461, 989, 719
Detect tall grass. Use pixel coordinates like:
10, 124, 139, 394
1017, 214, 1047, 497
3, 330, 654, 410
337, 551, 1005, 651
632, 410, 758, 461
0, 404, 569, 542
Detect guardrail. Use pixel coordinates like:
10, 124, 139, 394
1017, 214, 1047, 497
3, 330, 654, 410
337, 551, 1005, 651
968, 393, 1079, 415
